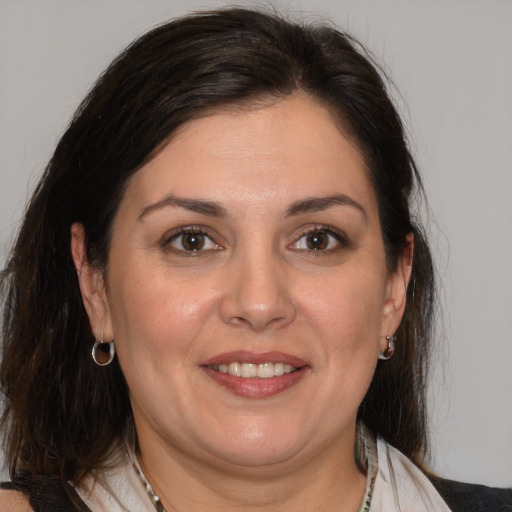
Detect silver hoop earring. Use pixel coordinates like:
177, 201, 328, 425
379, 335, 395, 360
92, 335, 115, 366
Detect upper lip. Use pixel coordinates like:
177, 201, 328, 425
202, 351, 308, 367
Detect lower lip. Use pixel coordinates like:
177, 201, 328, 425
201, 366, 309, 398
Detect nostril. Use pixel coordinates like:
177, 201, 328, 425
228, 316, 247, 325
219, 275, 296, 331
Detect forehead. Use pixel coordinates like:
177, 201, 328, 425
120, 94, 376, 218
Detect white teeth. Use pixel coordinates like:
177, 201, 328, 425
274, 362, 285, 376
228, 362, 241, 377
241, 363, 257, 378
209, 362, 298, 379
257, 362, 274, 379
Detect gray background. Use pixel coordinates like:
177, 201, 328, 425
1, 0, 511, 487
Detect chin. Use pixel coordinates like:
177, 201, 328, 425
203, 425, 307, 469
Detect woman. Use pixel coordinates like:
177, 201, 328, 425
0, 7, 510, 512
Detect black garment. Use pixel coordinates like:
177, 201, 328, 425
2, 475, 512, 511
430, 476, 512, 512
1, 475, 91, 512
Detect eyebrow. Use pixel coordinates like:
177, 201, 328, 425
138, 194, 229, 220
285, 194, 367, 220
138, 192, 366, 221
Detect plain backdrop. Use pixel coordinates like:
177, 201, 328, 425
1, 0, 511, 487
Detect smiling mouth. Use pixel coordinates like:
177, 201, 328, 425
206, 362, 298, 379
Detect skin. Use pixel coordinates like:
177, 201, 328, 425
0, 491, 32, 512
72, 93, 412, 511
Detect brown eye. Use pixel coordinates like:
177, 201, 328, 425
290, 227, 346, 252
181, 233, 205, 251
306, 231, 329, 250
166, 229, 221, 253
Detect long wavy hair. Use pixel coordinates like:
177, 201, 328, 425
1, 8, 435, 484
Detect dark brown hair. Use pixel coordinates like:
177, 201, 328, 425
1, 8, 435, 483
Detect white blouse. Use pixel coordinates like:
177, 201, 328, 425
74, 430, 452, 512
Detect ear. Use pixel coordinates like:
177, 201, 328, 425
380, 233, 414, 349
70, 223, 113, 341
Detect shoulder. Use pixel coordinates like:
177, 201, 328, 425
0, 489, 33, 512
375, 436, 512, 511
429, 476, 512, 512
1, 475, 92, 512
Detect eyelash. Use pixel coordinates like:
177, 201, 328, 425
161, 226, 221, 256
160, 224, 349, 256
291, 225, 349, 254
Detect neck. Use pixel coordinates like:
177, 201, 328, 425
136, 430, 367, 512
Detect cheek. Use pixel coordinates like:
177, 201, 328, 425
296, 267, 387, 342
107, 263, 218, 360
289, 269, 385, 436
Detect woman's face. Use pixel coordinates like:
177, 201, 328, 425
76, 94, 409, 472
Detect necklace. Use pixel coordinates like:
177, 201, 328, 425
131, 425, 376, 512
132, 456, 167, 512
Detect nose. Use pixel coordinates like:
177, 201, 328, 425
219, 250, 296, 332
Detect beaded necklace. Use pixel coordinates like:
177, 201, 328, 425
132, 456, 167, 512
132, 424, 377, 512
